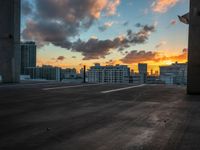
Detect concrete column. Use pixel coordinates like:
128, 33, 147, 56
0, 0, 21, 83
188, 0, 200, 94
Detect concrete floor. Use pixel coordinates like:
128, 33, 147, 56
0, 83, 200, 150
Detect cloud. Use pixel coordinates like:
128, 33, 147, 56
121, 49, 187, 64
98, 22, 114, 32
121, 50, 157, 64
128, 23, 156, 45
170, 19, 177, 26
21, 1, 156, 60
106, 59, 119, 65
72, 24, 156, 60
72, 38, 117, 60
155, 48, 188, 62
123, 21, 129, 26
56, 56, 66, 61
21, 0, 33, 15
155, 41, 167, 49
22, 20, 73, 48
106, 0, 121, 16
22, 0, 121, 47
152, 0, 179, 13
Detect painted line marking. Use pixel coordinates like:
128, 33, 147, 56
101, 84, 146, 94
43, 83, 103, 91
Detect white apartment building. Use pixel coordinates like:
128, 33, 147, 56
87, 64, 130, 83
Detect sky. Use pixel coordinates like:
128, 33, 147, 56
21, 0, 189, 72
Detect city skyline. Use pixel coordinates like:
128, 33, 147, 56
21, 0, 189, 72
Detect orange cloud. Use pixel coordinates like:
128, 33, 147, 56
121, 49, 187, 64
91, 0, 120, 18
154, 48, 187, 62
120, 49, 187, 73
56, 56, 66, 61
106, 0, 120, 16
152, 0, 179, 13
91, 0, 107, 18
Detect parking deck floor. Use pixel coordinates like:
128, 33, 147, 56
0, 82, 200, 150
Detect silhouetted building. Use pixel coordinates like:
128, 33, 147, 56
21, 41, 36, 74
138, 63, 147, 84
87, 64, 130, 83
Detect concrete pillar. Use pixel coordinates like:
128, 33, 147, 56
0, 0, 21, 83
187, 0, 200, 94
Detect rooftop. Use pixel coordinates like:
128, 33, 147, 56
0, 82, 200, 150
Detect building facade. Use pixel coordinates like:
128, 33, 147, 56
24, 65, 61, 81
21, 41, 37, 74
138, 63, 147, 83
61, 68, 77, 79
87, 64, 130, 83
160, 62, 187, 85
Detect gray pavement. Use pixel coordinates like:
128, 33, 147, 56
0, 83, 200, 150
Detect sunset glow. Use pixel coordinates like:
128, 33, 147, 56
21, 0, 189, 73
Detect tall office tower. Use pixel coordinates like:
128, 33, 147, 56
0, 0, 21, 83
21, 42, 37, 74
188, 0, 200, 94
138, 63, 147, 84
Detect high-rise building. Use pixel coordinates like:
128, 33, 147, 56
138, 63, 147, 83
138, 63, 147, 74
87, 64, 130, 83
21, 41, 37, 75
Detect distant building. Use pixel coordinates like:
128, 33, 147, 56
160, 73, 174, 84
138, 63, 147, 83
146, 75, 160, 84
24, 65, 61, 81
131, 74, 160, 84
132, 74, 141, 84
21, 41, 37, 74
87, 64, 130, 83
61, 68, 77, 79
138, 63, 147, 74
160, 62, 187, 85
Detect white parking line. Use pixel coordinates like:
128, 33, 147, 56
101, 84, 146, 94
43, 83, 103, 91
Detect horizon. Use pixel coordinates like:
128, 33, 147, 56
35, 60, 188, 74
